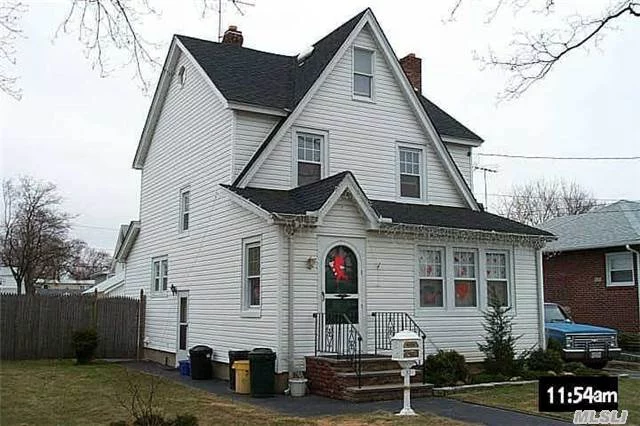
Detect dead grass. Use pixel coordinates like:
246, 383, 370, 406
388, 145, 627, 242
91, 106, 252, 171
0, 360, 468, 425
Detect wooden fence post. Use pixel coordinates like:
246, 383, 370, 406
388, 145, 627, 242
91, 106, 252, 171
137, 289, 146, 361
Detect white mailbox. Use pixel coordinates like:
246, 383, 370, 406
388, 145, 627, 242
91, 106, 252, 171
391, 330, 422, 363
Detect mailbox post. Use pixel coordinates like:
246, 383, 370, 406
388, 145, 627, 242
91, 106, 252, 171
391, 330, 422, 416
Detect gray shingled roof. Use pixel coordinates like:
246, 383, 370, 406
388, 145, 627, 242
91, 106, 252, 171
541, 200, 640, 252
176, 9, 482, 142
225, 172, 551, 237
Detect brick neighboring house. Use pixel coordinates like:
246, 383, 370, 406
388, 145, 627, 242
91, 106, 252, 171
541, 200, 640, 333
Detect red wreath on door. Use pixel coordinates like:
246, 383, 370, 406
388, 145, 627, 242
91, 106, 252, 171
329, 255, 349, 281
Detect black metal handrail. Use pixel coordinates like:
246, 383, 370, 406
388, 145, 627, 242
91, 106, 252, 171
371, 311, 428, 383
313, 312, 363, 388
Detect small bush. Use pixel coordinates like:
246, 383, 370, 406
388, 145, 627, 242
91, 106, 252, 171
171, 414, 198, 426
574, 367, 609, 376
526, 348, 563, 373
546, 338, 564, 353
619, 332, 640, 352
425, 350, 469, 386
470, 373, 509, 384
71, 328, 98, 364
563, 362, 583, 373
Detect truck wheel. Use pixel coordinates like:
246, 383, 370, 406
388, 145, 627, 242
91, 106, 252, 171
583, 361, 608, 369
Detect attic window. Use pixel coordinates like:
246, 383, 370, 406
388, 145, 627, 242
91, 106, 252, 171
177, 66, 186, 88
353, 47, 373, 98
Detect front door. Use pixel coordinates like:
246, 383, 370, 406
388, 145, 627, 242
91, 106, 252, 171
176, 291, 189, 361
322, 243, 363, 335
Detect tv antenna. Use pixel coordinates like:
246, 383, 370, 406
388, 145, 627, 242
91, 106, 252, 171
217, 0, 255, 41
474, 165, 498, 209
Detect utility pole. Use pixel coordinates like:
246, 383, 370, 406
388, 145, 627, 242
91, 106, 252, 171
474, 165, 497, 209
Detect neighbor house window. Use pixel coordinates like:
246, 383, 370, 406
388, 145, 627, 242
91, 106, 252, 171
179, 189, 190, 232
297, 132, 323, 186
152, 258, 168, 292
353, 47, 373, 98
454, 250, 477, 307
399, 147, 422, 198
244, 240, 261, 307
486, 252, 509, 307
606, 252, 634, 286
418, 247, 444, 307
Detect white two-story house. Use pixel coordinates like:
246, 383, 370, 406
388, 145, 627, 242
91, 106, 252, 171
122, 8, 553, 396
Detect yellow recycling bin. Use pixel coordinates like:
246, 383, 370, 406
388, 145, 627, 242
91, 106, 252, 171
232, 360, 250, 394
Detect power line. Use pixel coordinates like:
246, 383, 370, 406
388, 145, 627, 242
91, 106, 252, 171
73, 224, 119, 231
477, 153, 640, 160
486, 193, 625, 202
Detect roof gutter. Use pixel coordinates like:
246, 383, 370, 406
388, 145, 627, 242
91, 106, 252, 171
625, 244, 640, 331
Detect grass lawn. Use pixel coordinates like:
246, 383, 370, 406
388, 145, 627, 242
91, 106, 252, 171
452, 380, 640, 425
0, 360, 468, 426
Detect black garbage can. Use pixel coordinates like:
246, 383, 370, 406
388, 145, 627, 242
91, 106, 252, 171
189, 345, 213, 380
248, 348, 276, 397
228, 350, 250, 390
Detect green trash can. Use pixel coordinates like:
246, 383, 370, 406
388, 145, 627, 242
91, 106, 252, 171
248, 348, 276, 397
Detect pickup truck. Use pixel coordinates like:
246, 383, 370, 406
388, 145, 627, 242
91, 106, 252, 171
544, 302, 620, 369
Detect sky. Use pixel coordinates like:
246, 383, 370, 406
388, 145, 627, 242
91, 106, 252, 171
1, 0, 639, 252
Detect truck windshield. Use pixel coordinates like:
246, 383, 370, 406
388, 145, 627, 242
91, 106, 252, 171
545, 304, 569, 323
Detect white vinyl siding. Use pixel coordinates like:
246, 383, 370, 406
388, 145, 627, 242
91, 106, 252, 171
446, 143, 473, 190
606, 252, 634, 286
249, 25, 467, 207
124, 52, 281, 365
233, 111, 280, 179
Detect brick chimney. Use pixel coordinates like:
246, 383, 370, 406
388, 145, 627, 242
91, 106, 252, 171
222, 25, 243, 46
399, 53, 422, 94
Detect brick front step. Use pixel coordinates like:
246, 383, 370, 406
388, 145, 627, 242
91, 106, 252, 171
343, 382, 434, 402
336, 369, 425, 387
306, 355, 430, 402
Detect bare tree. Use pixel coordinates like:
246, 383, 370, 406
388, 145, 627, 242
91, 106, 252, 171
1, 177, 74, 294
65, 239, 112, 280
449, 1, 640, 99
0, 1, 26, 99
498, 179, 600, 226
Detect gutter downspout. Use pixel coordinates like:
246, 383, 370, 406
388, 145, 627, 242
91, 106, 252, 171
625, 245, 640, 333
287, 227, 295, 377
536, 248, 546, 350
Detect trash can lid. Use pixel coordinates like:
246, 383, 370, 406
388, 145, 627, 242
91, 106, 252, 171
189, 345, 213, 354
250, 347, 273, 354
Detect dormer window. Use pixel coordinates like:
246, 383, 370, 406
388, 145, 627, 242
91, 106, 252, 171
296, 132, 324, 186
353, 47, 373, 99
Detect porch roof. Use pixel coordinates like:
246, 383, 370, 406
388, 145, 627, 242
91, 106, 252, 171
223, 172, 553, 237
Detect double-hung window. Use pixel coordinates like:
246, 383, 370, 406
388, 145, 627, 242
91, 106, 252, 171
244, 241, 261, 308
486, 252, 509, 307
418, 247, 445, 307
152, 258, 168, 292
353, 48, 373, 98
296, 133, 323, 186
179, 189, 190, 232
453, 250, 477, 307
606, 252, 634, 286
399, 147, 422, 198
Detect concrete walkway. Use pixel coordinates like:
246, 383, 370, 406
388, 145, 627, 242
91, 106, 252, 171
124, 361, 568, 425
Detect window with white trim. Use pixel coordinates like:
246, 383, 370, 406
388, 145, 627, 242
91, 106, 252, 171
606, 252, 634, 286
453, 250, 477, 307
179, 189, 190, 232
486, 252, 509, 307
296, 132, 323, 186
244, 240, 261, 308
152, 258, 168, 292
353, 48, 373, 98
399, 147, 422, 198
418, 247, 445, 307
